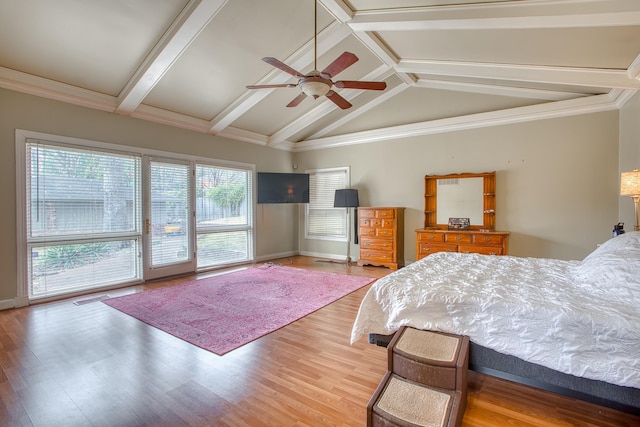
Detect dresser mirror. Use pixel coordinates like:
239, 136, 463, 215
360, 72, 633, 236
436, 177, 484, 225
423, 172, 496, 231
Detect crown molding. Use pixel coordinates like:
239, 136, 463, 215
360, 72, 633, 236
0, 67, 115, 112
291, 94, 617, 152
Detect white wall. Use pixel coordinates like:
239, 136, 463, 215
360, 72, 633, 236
295, 111, 621, 263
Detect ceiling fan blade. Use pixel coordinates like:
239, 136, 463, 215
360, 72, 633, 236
246, 83, 297, 89
320, 52, 358, 78
334, 81, 387, 90
286, 92, 308, 108
325, 90, 352, 110
262, 57, 305, 78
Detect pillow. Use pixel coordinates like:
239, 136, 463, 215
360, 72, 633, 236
574, 232, 640, 286
581, 231, 640, 264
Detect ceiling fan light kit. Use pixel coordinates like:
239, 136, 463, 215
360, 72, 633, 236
300, 77, 331, 98
246, 0, 386, 109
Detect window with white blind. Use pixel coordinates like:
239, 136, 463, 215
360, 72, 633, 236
26, 141, 142, 298
195, 164, 253, 269
305, 167, 349, 240
18, 131, 256, 300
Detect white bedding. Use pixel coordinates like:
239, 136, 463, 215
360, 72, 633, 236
351, 231, 640, 388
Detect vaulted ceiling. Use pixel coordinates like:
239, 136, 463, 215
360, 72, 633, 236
1, 0, 639, 151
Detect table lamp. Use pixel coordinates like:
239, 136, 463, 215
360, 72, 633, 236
620, 169, 640, 231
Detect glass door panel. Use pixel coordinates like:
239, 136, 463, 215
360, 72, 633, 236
145, 158, 195, 279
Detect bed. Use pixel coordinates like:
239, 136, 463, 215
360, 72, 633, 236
351, 231, 640, 413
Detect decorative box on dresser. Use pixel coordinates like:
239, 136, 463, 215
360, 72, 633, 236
357, 207, 405, 270
416, 171, 509, 260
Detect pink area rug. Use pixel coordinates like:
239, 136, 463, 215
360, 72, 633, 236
103, 265, 374, 355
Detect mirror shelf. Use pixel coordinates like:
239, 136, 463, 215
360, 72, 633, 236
423, 171, 496, 231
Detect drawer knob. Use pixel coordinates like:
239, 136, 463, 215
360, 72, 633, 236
484, 237, 491, 242
456, 236, 462, 241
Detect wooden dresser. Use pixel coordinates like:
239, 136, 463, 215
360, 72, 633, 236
357, 207, 404, 270
416, 171, 509, 260
415, 229, 509, 260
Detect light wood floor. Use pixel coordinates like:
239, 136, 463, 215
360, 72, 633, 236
0, 256, 638, 426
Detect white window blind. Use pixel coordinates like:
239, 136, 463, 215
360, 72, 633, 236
195, 164, 253, 268
26, 141, 142, 298
306, 168, 349, 240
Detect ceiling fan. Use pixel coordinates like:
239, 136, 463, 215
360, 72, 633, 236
246, 0, 387, 110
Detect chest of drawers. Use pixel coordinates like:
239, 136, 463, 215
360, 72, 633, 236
358, 207, 405, 270
415, 229, 509, 260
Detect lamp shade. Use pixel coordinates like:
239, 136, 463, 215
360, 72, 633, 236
621, 169, 640, 196
334, 189, 359, 208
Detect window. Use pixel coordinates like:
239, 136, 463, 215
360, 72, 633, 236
305, 167, 349, 240
18, 131, 257, 301
25, 141, 142, 298
195, 164, 253, 268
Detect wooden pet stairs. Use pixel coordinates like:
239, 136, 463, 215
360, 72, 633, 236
367, 327, 470, 427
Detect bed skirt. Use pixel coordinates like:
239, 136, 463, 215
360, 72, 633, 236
368, 333, 640, 415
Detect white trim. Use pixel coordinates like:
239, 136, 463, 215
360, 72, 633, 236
348, 11, 640, 32
396, 60, 640, 90
298, 250, 346, 261
254, 251, 299, 263
14, 132, 28, 305
291, 94, 617, 151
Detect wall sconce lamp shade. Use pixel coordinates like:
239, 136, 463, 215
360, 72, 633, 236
334, 189, 359, 208
621, 169, 640, 231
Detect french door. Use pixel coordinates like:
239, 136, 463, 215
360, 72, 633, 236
144, 158, 195, 280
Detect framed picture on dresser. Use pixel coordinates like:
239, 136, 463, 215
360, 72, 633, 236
448, 217, 470, 230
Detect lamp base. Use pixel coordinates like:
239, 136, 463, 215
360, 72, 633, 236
633, 196, 639, 232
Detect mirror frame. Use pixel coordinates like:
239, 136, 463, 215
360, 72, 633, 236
423, 171, 496, 231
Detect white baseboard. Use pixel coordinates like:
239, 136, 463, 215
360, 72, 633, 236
254, 251, 299, 262
0, 295, 29, 310
298, 250, 353, 261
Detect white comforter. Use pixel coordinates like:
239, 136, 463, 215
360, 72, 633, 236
351, 232, 640, 388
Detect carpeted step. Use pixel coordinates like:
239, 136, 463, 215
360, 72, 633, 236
388, 327, 469, 398
367, 372, 465, 427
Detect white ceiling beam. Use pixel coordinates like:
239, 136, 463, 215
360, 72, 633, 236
208, 22, 352, 134
349, 11, 640, 32
116, 0, 229, 114
397, 60, 640, 90
318, 0, 353, 23
350, 30, 415, 86
414, 78, 589, 101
